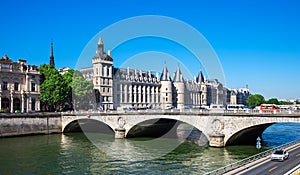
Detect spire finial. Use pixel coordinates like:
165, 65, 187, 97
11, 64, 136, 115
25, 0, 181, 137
49, 40, 55, 67
98, 37, 103, 45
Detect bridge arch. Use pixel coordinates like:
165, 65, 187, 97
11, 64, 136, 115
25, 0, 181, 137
63, 118, 115, 134
225, 123, 275, 146
123, 115, 211, 142
223, 115, 300, 146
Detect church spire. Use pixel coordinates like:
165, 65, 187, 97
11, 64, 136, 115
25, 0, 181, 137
49, 41, 55, 67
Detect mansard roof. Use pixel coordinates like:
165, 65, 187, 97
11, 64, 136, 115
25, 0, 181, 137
160, 64, 171, 81
173, 66, 184, 82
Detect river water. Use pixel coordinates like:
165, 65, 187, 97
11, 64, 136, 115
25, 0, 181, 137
0, 123, 299, 175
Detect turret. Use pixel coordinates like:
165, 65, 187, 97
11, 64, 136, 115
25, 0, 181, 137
173, 65, 185, 109
92, 37, 114, 110
160, 64, 173, 109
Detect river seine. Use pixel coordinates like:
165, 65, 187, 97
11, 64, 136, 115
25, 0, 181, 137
0, 123, 299, 174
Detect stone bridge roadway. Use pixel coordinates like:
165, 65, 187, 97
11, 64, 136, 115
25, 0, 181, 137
61, 110, 300, 147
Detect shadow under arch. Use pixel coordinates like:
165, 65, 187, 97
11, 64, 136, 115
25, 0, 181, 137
126, 118, 209, 145
226, 123, 275, 146
126, 118, 179, 138
63, 119, 115, 135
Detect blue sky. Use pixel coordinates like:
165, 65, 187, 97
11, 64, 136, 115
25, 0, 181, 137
1, 0, 300, 100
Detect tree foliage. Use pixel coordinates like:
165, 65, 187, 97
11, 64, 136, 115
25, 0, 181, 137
247, 94, 266, 108
39, 65, 95, 111
266, 98, 280, 105
71, 71, 94, 110
39, 64, 69, 111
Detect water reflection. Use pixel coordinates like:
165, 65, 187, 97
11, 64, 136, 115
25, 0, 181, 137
58, 133, 258, 174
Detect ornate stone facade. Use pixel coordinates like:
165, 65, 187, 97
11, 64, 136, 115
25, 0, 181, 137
0, 55, 40, 112
81, 38, 242, 110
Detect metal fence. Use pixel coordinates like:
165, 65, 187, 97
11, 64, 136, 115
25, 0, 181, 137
204, 139, 300, 175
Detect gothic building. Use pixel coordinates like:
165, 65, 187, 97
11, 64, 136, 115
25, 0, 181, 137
81, 37, 234, 110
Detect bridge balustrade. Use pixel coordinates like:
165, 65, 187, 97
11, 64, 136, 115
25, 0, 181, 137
60, 108, 300, 117
204, 139, 300, 175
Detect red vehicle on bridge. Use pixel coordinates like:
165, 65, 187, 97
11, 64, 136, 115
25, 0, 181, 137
260, 104, 281, 111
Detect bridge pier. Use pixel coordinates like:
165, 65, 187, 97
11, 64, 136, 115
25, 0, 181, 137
115, 128, 126, 139
209, 134, 225, 147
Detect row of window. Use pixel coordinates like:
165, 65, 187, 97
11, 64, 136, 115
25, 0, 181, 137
1, 97, 36, 111
1, 82, 36, 91
95, 66, 112, 77
95, 78, 112, 85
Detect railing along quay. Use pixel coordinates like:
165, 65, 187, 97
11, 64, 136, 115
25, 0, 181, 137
204, 139, 300, 175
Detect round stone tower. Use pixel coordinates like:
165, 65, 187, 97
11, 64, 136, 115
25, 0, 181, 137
173, 66, 185, 109
160, 64, 173, 109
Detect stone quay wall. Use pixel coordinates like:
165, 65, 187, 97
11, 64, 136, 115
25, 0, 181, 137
0, 112, 62, 137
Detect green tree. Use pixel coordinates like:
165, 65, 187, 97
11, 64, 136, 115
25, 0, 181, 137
71, 71, 94, 110
39, 64, 69, 111
266, 98, 280, 105
247, 94, 266, 108
62, 69, 75, 110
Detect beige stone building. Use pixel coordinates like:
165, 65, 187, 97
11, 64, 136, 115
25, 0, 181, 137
0, 55, 40, 112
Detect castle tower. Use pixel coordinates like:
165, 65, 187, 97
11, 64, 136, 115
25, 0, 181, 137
49, 41, 55, 67
173, 65, 185, 109
197, 70, 207, 106
92, 37, 114, 110
160, 64, 173, 109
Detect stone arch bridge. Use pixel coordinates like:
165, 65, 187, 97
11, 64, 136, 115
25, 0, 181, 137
61, 110, 300, 147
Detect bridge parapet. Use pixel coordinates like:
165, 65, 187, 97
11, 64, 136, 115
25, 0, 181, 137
61, 110, 300, 147
62, 109, 300, 117
205, 139, 300, 175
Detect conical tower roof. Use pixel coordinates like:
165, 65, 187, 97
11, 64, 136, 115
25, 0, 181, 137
173, 65, 184, 82
160, 64, 171, 81
197, 70, 205, 83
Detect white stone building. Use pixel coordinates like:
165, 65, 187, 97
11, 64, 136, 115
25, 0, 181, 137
81, 38, 240, 110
